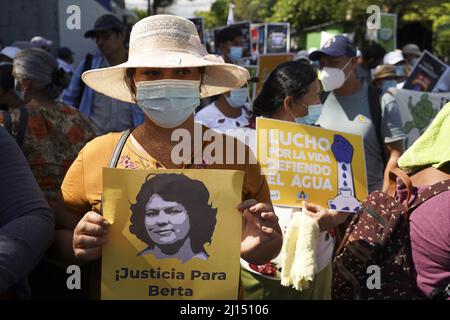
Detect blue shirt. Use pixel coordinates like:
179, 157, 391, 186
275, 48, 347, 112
62, 53, 144, 134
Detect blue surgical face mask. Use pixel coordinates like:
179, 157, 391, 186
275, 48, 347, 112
381, 80, 397, 93
396, 65, 404, 77
295, 104, 323, 125
135, 79, 200, 128
229, 46, 243, 63
225, 88, 248, 108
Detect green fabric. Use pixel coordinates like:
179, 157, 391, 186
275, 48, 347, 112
241, 262, 332, 300
398, 103, 450, 173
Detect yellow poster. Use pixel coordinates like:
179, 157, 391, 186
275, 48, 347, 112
256, 118, 368, 212
255, 53, 294, 95
101, 168, 244, 300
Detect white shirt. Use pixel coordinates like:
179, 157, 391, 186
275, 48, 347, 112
194, 102, 250, 132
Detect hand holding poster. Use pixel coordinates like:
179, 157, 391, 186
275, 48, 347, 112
256, 118, 368, 212
101, 168, 244, 300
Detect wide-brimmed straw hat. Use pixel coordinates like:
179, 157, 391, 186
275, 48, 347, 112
372, 64, 400, 83
82, 15, 250, 102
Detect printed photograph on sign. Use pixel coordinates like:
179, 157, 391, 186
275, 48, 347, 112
101, 168, 243, 300
129, 174, 217, 263
403, 50, 448, 92
266, 23, 290, 54
256, 118, 368, 212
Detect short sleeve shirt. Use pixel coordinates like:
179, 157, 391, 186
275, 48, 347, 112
90, 59, 134, 135
60, 127, 271, 216
195, 102, 250, 132
317, 83, 405, 192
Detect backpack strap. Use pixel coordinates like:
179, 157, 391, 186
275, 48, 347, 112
76, 53, 93, 106
108, 129, 131, 168
408, 179, 450, 212
368, 85, 386, 166
384, 167, 413, 205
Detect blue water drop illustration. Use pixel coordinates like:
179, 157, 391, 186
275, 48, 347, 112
342, 164, 347, 171
343, 173, 347, 179
344, 181, 348, 187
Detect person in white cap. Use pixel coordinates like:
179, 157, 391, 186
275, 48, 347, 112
383, 49, 411, 79
30, 36, 53, 52
55, 14, 282, 299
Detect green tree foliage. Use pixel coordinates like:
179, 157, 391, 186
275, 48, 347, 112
196, 0, 449, 55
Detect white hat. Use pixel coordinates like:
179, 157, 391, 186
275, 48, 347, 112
30, 36, 53, 48
82, 15, 250, 102
0, 46, 21, 59
383, 50, 404, 65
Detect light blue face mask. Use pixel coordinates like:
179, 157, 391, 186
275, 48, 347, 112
225, 88, 248, 108
295, 104, 323, 126
135, 79, 200, 128
381, 80, 397, 93
229, 46, 243, 63
396, 65, 404, 77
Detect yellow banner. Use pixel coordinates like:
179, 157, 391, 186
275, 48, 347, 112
256, 118, 368, 212
101, 168, 244, 300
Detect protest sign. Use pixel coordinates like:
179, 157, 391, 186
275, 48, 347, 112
188, 17, 205, 44
403, 50, 448, 92
101, 168, 243, 300
266, 23, 290, 54
255, 23, 290, 55
256, 118, 368, 212
377, 13, 397, 52
389, 88, 450, 148
255, 53, 294, 95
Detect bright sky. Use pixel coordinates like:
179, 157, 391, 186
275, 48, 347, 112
125, 0, 214, 17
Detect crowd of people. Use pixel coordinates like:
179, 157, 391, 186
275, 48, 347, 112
0, 13, 448, 300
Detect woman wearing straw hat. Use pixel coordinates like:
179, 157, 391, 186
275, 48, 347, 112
55, 15, 282, 299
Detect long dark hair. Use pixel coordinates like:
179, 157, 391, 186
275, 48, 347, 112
253, 60, 317, 118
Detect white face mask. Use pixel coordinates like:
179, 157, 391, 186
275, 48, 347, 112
135, 79, 200, 128
319, 59, 352, 92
